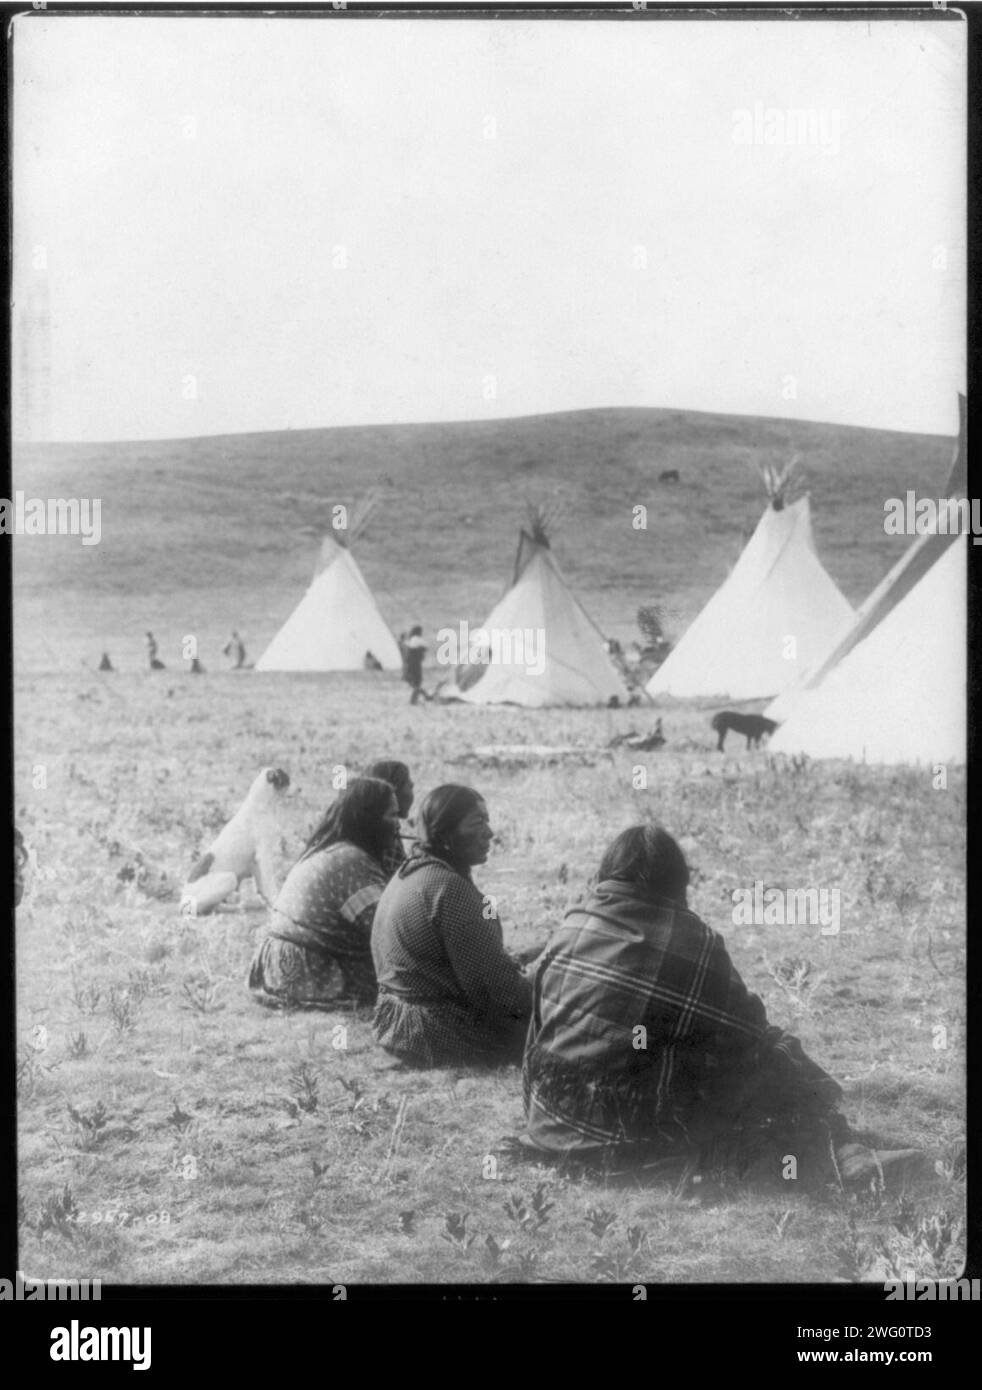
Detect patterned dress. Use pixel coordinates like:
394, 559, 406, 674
248, 842, 387, 1009
371, 852, 532, 1067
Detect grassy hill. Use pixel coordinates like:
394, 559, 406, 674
13, 404, 965, 1288
12, 406, 954, 670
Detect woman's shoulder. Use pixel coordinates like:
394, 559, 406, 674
333, 841, 388, 881
395, 854, 478, 897
285, 841, 384, 886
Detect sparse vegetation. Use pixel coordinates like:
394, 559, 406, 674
13, 409, 964, 1284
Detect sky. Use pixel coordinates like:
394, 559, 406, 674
12, 12, 966, 443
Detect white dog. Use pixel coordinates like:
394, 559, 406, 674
181, 767, 291, 916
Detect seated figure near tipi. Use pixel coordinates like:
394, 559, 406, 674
256, 501, 401, 673
223, 630, 247, 669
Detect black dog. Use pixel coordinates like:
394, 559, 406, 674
659, 469, 680, 483
711, 710, 778, 751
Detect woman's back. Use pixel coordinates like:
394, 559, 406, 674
273, 842, 385, 949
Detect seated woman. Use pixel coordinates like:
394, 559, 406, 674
248, 777, 400, 1010
371, 785, 532, 1068
364, 759, 415, 877
523, 824, 917, 1183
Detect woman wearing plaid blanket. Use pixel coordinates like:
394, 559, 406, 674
371, 785, 532, 1067
523, 824, 918, 1183
248, 777, 401, 1010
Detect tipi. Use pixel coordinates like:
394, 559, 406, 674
646, 466, 855, 701
445, 515, 628, 708
766, 533, 965, 765
255, 527, 401, 673
767, 393, 967, 724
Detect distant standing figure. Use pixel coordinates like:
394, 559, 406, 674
146, 632, 165, 670
363, 650, 384, 671
223, 630, 247, 669
98, 652, 114, 672
401, 625, 429, 705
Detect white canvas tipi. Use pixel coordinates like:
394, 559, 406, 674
256, 536, 401, 672
767, 393, 967, 725
646, 494, 855, 701
767, 533, 965, 765
446, 528, 628, 708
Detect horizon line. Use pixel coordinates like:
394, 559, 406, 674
12, 399, 962, 452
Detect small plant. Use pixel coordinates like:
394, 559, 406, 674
181, 974, 223, 1014
336, 1076, 364, 1110
765, 955, 826, 1012
441, 1212, 475, 1251
590, 1249, 626, 1281
626, 1224, 650, 1255
876, 1206, 965, 1280
126, 965, 167, 1002
35, 1185, 79, 1237
893, 878, 922, 925
584, 1206, 618, 1239
67, 1031, 88, 1059
503, 1183, 554, 1234
71, 979, 103, 1016
67, 1100, 110, 1151
287, 1063, 320, 1115
17, 1050, 42, 1098
773, 1210, 796, 1240
107, 985, 139, 1035
830, 1212, 877, 1281
167, 1101, 194, 1132
482, 1232, 511, 1267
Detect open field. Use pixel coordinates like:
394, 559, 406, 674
14, 406, 965, 1285
15, 670, 965, 1286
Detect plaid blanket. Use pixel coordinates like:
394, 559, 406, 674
523, 879, 841, 1156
